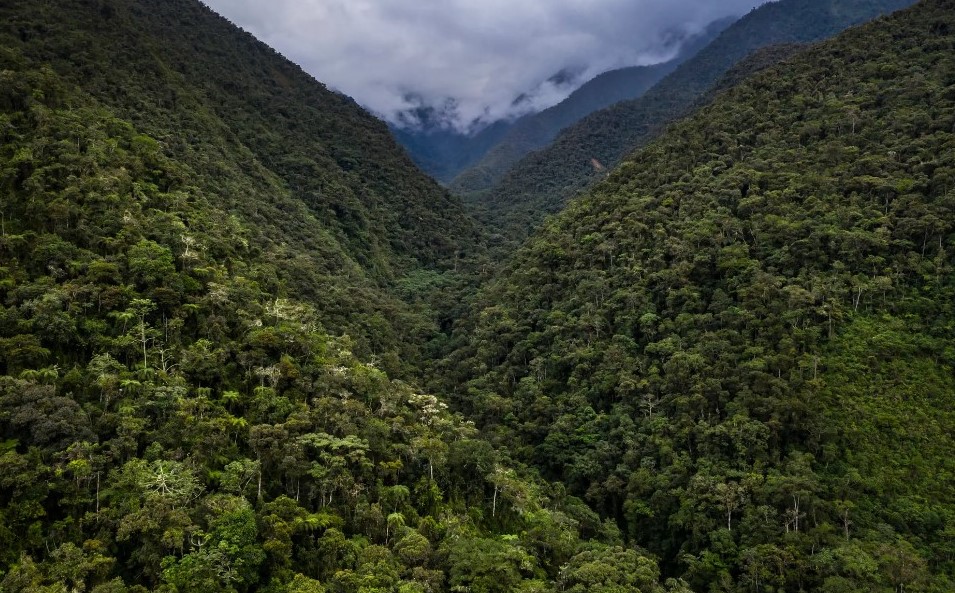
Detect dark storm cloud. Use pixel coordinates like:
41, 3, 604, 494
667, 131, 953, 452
204, 0, 771, 131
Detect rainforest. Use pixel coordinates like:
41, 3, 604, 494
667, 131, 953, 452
0, 0, 953, 592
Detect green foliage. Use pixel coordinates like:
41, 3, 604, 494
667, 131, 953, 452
442, 1, 955, 590
0, 0, 606, 591
0, 0, 485, 375
468, 0, 917, 249
2, 0, 953, 592
444, 536, 538, 593
558, 545, 675, 593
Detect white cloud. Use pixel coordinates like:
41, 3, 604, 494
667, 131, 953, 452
203, 0, 770, 132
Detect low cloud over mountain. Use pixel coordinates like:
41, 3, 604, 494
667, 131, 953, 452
204, 0, 770, 132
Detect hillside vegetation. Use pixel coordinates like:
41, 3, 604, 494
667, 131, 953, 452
0, 1, 652, 592
0, 0, 490, 374
440, 0, 955, 590
447, 18, 734, 195
469, 0, 918, 248
2, 0, 955, 591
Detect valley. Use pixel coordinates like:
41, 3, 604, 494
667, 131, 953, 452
0, 0, 952, 592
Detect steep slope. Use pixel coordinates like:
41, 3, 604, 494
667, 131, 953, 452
441, 0, 955, 590
472, 0, 918, 248
448, 18, 735, 195
58, 0, 482, 273
0, 0, 486, 370
696, 43, 808, 102
0, 1, 675, 592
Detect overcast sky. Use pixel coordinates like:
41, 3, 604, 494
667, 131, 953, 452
204, 0, 771, 132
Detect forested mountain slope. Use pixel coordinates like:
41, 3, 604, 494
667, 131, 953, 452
440, 0, 955, 590
447, 18, 734, 195
0, 1, 676, 592
470, 0, 918, 248
0, 0, 488, 371
696, 43, 808, 104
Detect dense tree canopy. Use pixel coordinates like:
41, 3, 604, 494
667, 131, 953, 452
1, 0, 954, 591
0, 1, 635, 591
467, 0, 918, 250
439, 1, 955, 590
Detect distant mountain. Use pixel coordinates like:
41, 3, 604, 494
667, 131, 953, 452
449, 16, 736, 195
470, 0, 919, 248
389, 118, 514, 184
392, 17, 734, 184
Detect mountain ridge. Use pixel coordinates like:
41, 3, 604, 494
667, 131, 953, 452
0, 1, 651, 591
446, 16, 737, 194
468, 0, 919, 249
439, 0, 955, 589
1, 0, 953, 591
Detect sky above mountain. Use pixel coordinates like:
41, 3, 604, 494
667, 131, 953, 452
204, 0, 771, 132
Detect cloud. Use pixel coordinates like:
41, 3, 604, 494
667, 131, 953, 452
203, 0, 770, 132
